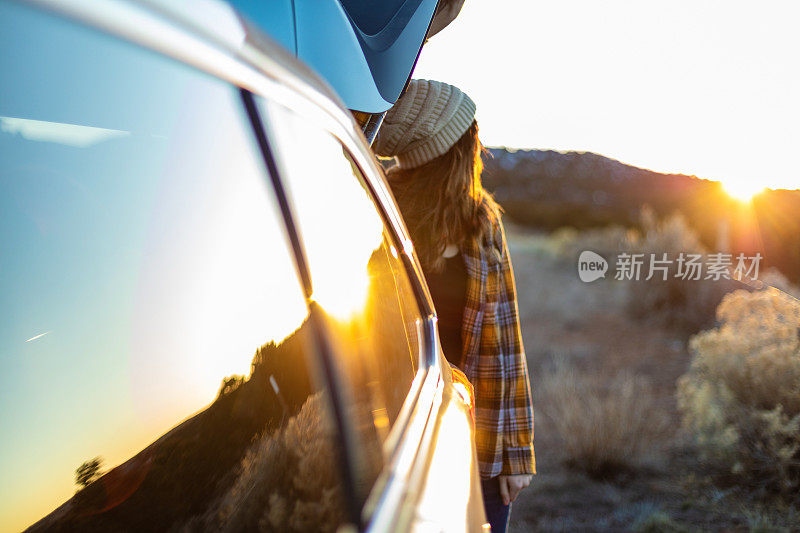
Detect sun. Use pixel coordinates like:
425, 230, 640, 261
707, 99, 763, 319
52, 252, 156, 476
721, 179, 765, 203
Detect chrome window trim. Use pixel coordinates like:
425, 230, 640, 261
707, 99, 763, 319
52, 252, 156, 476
333, 127, 437, 324
324, 129, 452, 531
248, 92, 445, 529
364, 324, 447, 532
366, 378, 445, 532
301, 80, 448, 532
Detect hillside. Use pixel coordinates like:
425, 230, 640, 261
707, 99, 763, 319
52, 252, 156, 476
482, 148, 800, 283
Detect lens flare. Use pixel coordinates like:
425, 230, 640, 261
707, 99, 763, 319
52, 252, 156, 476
721, 179, 765, 203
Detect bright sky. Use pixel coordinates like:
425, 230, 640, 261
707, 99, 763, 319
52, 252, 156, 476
414, 1, 800, 194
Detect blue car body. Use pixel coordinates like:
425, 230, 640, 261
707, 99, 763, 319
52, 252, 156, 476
228, 0, 438, 113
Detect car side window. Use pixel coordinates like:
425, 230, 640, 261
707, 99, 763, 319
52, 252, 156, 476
261, 101, 424, 447
0, 3, 353, 531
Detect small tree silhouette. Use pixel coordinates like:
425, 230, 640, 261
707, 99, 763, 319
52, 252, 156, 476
217, 375, 245, 398
75, 457, 104, 487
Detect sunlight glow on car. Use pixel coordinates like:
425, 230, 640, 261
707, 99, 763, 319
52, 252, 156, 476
413, 398, 475, 530
264, 100, 385, 321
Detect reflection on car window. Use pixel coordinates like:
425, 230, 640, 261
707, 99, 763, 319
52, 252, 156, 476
263, 101, 424, 450
0, 3, 350, 531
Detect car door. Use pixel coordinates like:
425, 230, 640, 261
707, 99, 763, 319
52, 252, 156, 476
0, 2, 364, 531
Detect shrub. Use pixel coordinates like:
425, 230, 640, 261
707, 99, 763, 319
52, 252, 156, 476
551, 224, 636, 264
552, 207, 736, 334
624, 207, 736, 334
632, 508, 686, 533
210, 392, 350, 532
745, 510, 792, 533
677, 289, 800, 495
540, 362, 669, 477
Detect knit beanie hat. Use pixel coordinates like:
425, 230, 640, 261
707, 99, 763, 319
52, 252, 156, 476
373, 79, 476, 169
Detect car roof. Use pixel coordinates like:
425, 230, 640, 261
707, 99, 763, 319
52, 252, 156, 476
226, 0, 439, 113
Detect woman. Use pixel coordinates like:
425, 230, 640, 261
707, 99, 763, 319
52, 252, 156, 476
373, 80, 535, 533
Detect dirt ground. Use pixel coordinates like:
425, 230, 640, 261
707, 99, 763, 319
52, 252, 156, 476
503, 227, 799, 533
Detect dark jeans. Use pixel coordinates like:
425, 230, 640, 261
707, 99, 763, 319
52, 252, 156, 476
481, 477, 511, 533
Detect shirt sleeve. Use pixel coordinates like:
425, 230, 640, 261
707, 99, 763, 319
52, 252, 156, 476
496, 220, 536, 476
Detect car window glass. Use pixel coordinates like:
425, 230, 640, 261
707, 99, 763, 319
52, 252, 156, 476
262, 101, 424, 446
0, 3, 351, 531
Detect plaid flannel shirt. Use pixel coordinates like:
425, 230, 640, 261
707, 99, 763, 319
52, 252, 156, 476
460, 197, 535, 478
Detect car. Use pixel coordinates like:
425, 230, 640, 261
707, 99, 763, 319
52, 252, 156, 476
0, 0, 486, 531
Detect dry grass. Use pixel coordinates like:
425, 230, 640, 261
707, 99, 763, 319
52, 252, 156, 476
503, 227, 800, 531
505, 226, 800, 530
539, 361, 670, 478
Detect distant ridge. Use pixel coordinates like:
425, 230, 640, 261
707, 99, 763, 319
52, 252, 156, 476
482, 147, 800, 283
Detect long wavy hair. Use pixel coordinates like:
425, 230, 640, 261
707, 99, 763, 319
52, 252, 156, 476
386, 120, 500, 273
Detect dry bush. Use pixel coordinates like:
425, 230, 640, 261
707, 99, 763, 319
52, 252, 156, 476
624, 207, 736, 334
550, 207, 699, 266
551, 224, 636, 265
210, 392, 347, 532
677, 289, 800, 495
540, 362, 669, 477
551, 207, 735, 334
632, 507, 686, 533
